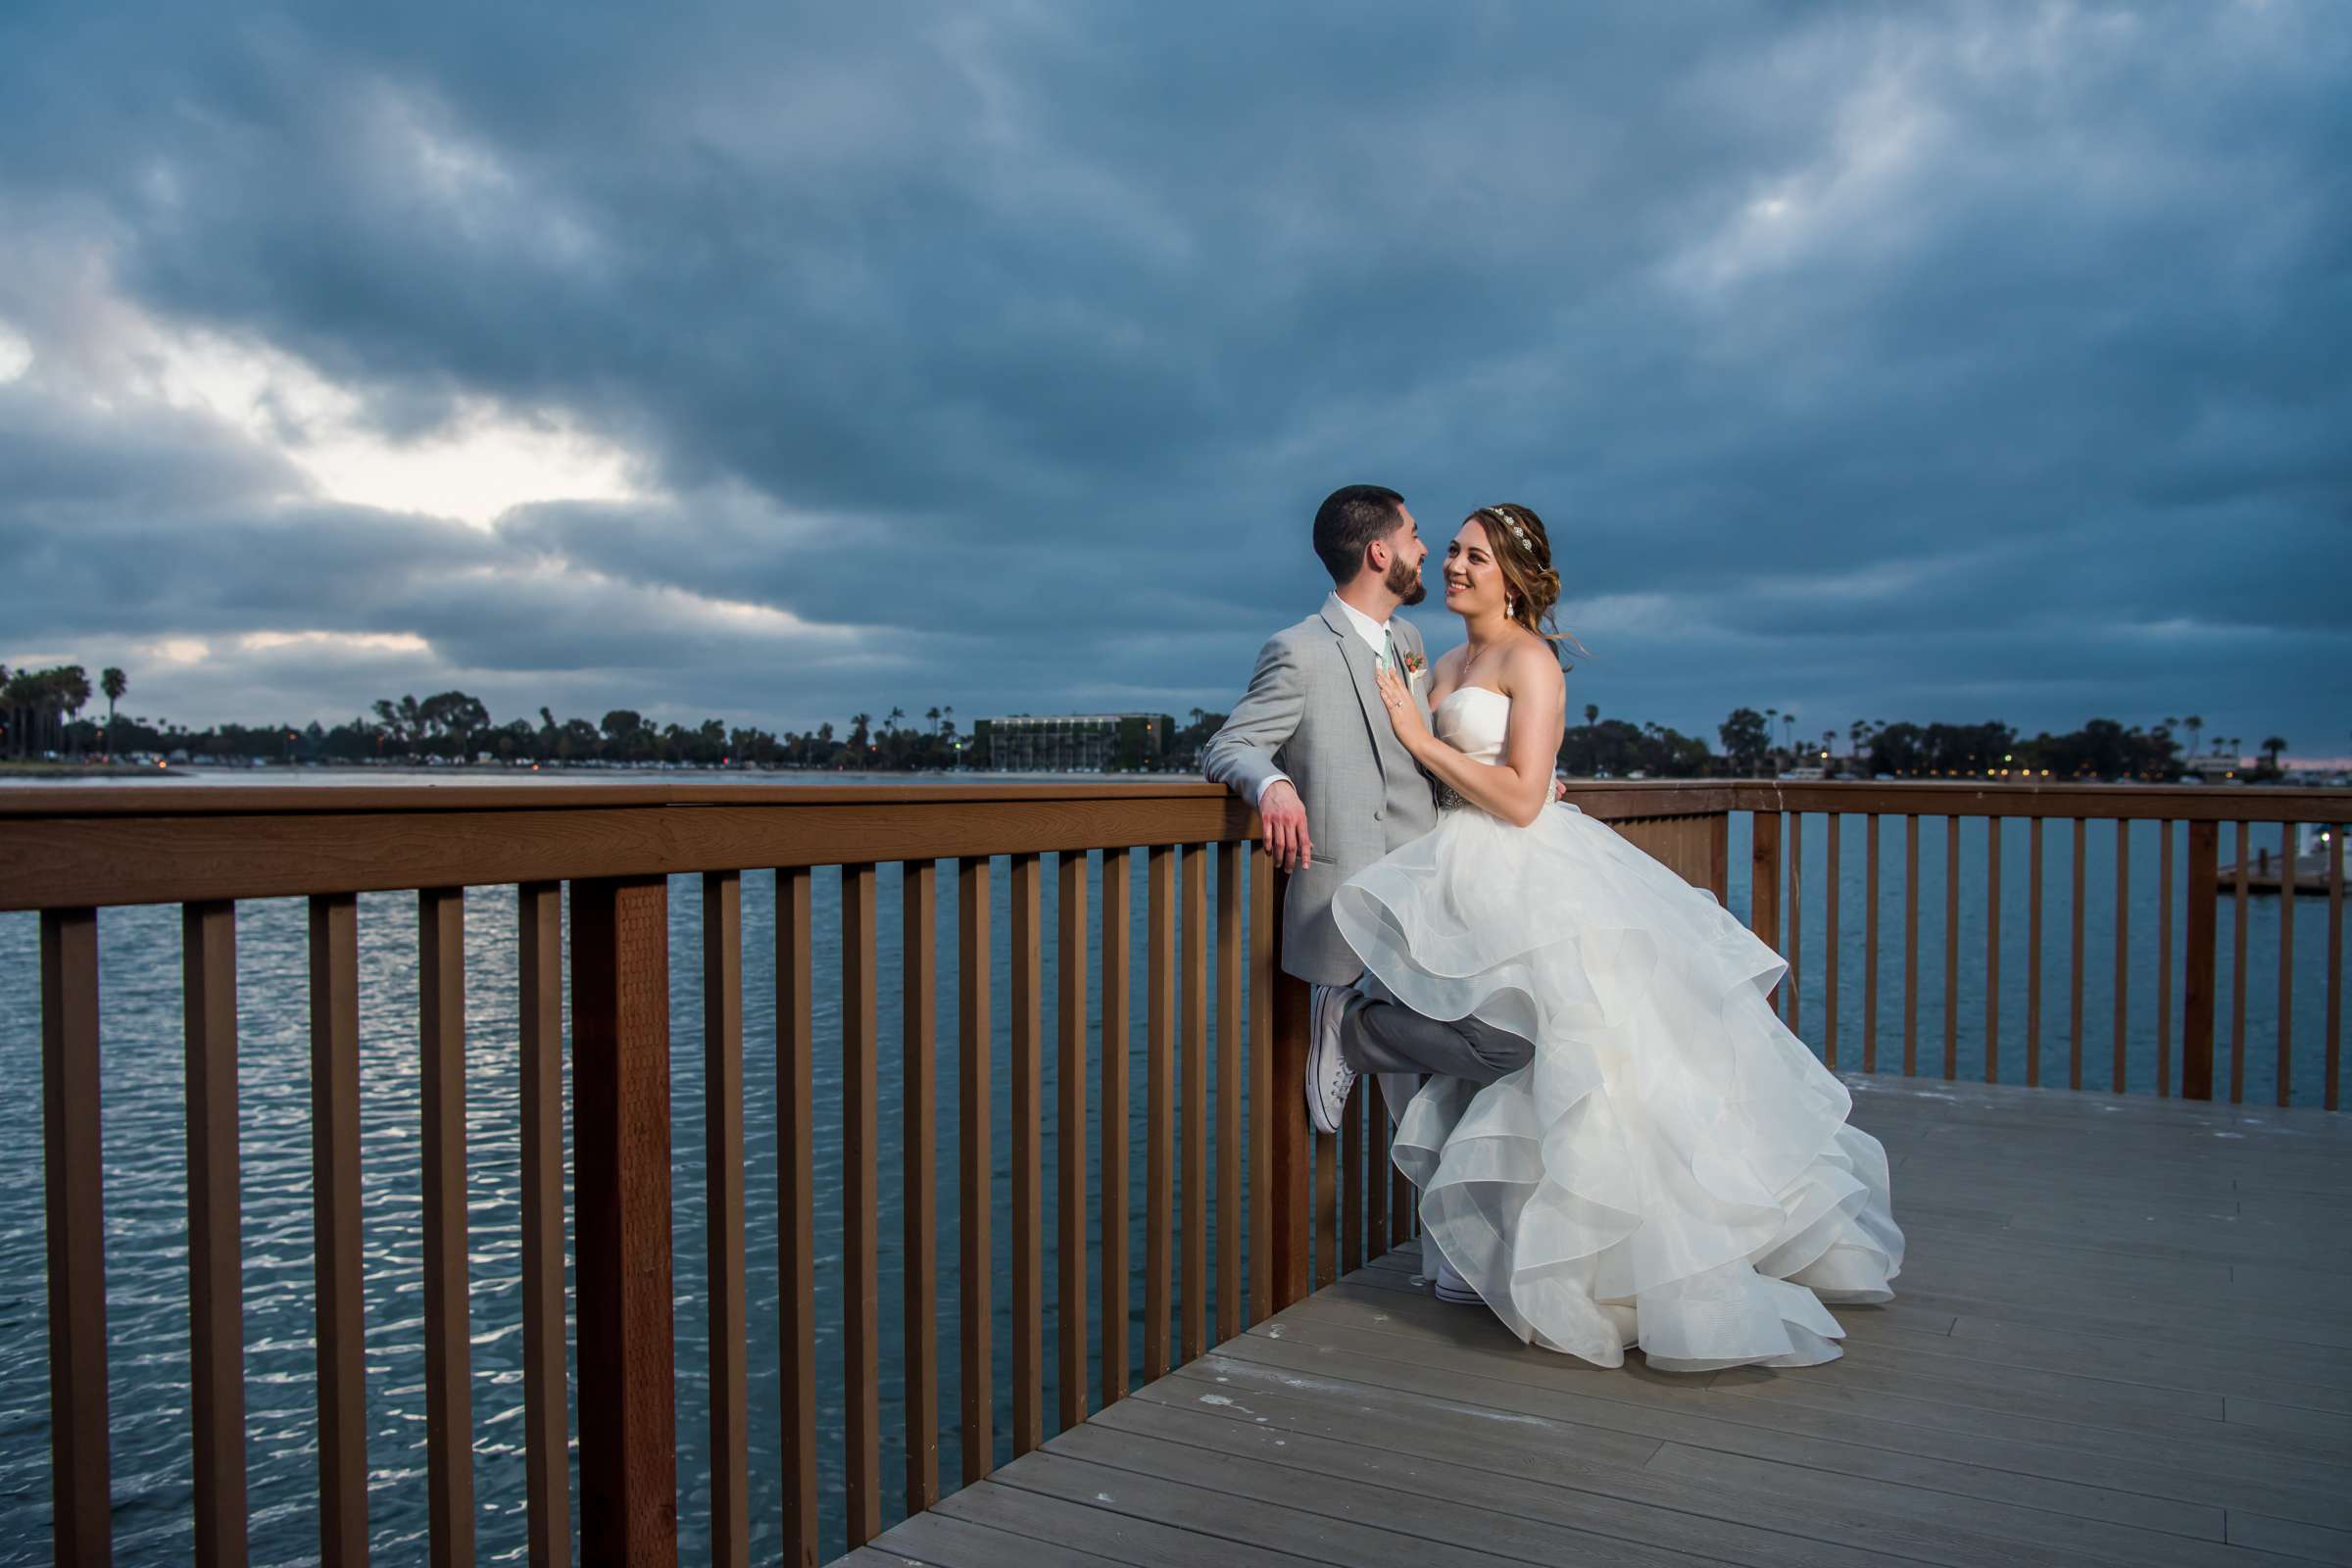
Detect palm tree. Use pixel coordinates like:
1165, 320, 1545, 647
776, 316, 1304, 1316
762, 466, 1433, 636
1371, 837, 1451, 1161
101, 667, 126, 758
2182, 714, 2203, 761
1584, 703, 1599, 728
2262, 736, 2287, 770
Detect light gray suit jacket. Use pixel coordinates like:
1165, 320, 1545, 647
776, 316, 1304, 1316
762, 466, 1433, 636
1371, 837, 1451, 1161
1202, 595, 1439, 984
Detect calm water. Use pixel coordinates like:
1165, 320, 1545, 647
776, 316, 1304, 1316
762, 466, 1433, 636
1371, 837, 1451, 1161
0, 778, 2340, 1564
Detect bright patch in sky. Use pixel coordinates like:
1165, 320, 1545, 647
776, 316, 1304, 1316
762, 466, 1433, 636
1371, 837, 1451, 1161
135, 326, 644, 526
239, 630, 435, 656
0, 318, 31, 381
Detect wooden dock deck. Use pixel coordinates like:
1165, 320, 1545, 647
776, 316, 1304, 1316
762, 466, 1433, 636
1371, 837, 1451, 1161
853, 1078, 2352, 1568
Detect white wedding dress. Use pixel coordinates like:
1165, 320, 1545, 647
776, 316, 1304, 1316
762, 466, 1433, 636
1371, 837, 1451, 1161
1332, 686, 1903, 1372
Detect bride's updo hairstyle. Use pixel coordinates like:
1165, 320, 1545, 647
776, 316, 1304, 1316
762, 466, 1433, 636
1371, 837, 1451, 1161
1472, 503, 1564, 638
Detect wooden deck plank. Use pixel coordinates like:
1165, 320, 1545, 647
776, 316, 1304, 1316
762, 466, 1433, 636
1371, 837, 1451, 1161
1256, 1298, 2350, 1517
871, 1500, 1150, 1567
1097, 1386, 1991, 1568
1135, 1368, 2260, 1568
1004, 1444, 1716, 1568
855, 1075, 2350, 1568
925, 1478, 1323, 1568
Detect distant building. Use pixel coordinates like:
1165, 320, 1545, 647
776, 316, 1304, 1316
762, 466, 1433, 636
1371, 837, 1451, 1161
974, 712, 1170, 772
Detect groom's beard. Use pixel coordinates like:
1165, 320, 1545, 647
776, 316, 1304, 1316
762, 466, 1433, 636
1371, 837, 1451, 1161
1387, 555, 1427, 606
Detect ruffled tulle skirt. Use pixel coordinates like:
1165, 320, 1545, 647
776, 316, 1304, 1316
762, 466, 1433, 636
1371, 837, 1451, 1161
1331, 802, 1903, 1372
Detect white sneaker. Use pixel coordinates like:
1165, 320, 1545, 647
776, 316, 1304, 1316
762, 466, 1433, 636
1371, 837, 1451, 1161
1305, 982, 1359, 1136
1433, 1253, 1482, 1305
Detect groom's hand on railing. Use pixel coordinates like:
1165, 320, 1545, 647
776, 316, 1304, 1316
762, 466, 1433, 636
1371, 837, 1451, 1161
1260, 778, 1312, 870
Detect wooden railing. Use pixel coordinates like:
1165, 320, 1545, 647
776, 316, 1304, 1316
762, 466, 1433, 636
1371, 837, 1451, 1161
1734, 781, 2348, 1109
2, 775, 2343, 1566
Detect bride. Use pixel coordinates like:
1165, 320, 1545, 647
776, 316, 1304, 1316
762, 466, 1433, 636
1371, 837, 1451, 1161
1330, 503, 1903, 1373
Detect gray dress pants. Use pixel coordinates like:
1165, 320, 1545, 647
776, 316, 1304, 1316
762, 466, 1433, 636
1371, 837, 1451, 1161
1339, 993, 1533, 1086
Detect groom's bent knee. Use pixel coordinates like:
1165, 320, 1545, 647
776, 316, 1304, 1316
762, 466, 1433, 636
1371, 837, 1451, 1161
1456, 1016, 1534, 1081
1341, 995, 1533, 1086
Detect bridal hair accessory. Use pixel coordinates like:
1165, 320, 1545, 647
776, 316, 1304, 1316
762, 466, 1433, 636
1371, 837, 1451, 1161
1483, 506, 1534, 553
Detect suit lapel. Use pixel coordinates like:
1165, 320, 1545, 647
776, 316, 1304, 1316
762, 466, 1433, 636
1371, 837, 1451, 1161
1321, 595, 1396, 790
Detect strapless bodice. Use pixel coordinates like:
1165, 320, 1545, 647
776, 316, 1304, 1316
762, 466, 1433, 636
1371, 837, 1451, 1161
1434, 686, 1510, 766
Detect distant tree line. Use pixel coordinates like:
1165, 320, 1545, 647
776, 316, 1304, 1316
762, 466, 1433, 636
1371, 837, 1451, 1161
3, 661, 2299, 783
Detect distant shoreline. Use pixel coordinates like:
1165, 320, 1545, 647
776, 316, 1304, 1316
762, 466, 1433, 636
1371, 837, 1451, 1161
0, 760, 1181, 786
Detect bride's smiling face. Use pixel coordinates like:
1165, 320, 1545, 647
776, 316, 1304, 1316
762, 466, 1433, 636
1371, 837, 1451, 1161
1442, 519, 1507, 617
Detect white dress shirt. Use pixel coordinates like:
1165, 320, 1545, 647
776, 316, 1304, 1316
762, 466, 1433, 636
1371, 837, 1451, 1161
1256, 597, 1395, 807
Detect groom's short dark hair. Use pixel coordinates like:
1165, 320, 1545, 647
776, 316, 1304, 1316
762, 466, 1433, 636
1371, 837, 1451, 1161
1312, 484, 1406, 584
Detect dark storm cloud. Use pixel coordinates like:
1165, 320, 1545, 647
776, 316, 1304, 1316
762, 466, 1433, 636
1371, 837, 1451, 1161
1, 1, 2345, 749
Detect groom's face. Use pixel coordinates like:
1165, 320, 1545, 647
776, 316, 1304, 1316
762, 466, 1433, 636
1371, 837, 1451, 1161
1375, 508, 1429, 606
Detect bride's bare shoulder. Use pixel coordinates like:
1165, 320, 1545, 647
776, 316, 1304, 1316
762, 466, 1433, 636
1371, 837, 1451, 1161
1499, 630, 1566, 696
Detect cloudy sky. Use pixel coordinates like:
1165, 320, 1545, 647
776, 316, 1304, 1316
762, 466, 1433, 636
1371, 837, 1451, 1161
3, 2, 2345, 758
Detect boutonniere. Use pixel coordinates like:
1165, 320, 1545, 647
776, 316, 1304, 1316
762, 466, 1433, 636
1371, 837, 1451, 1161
1402, 651, 1428, 680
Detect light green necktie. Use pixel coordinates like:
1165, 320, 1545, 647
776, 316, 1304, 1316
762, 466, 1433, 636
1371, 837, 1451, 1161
1379, 628, 1396, 674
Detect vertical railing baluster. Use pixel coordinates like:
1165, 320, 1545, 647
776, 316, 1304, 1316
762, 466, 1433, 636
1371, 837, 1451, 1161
852, 896, 907, 1501
185, 899, 249, 1568
1315, 1099, 1338, 1292
41, 906, 112, 1568
516, 883, 568, 1568
2114, 822, 2132, 1094
1943, 818, 1960, 1081
955, 858, 993, 1486
1788, 811, 1803, 1036
1751, 810, 1782, 1008
1903, 816, 1920, 1077
1864, 815, 1880, 1074
704, 871, 749, 1568
571, 876, 678, 1567
1216, 841, 1242, 1345
777, 866, 819, 1560
2231, 822, 2251, 1102
1055, 852, 1089, 1432
2278, 821, 2297, 1107
1824, 813, 1840, 1071
2028, 817, 2045, 1089
1100, 850, 1131, 1402
1248, 846, 1275, 1321
2326, 823, 2342, 1112
309, 894, 368, 1568
1145, 845, 1174, 1381
1341, 1074, 1364, 1276
1269, 867, 1312, 1311
843, 863, 883, 1542
1181, 845, 1208, 1364
418, 888, 473, 1568
1008, 854, 1043, 1456
1367, 1077, 1390, 1261
2071, 822, 2087, 1091
2157, 823, 2176, 1098
1709, 812, 1731, 905
2183, 823, 2220, 1102
1984, 819, 2001, 1084
903, 860, 941, 1512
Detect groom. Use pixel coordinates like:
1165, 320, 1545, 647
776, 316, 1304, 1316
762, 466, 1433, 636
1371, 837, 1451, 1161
1202, 484, 1536, 1162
